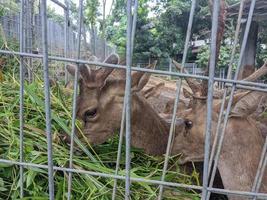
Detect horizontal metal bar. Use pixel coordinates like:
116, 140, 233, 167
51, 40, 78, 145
1, 159, 267, 199
0, 49, 266, 90
225, 84, 267, 93
50, 0, 67, 10
207, 187, 267, 199
0, 159, 201, 190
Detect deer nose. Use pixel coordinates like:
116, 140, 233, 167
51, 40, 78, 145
184, 119, 193, 129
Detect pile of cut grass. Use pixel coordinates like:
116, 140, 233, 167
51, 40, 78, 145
0, 73, 200, 200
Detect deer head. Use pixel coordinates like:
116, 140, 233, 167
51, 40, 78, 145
66, 54, 174, 149
173, 60, 267, 164
66, 54, 122, 144
171, 85, 249, 164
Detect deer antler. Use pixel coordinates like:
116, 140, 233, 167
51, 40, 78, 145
132, 60, 158, 91
214, 61, 267, 98
243, 61, 267, 82
172, 60, 202, 94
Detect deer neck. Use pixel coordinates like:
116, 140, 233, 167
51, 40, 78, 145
130, 94, 175, 155
216, 117, 267, 196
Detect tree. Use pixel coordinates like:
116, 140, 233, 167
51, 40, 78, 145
0, 0, 18, 17
47, 6, 65, 24
105, 0, 212, 60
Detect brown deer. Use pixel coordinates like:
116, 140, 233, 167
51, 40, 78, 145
180, 101, 266, 200
170, 75, 267, 200
64, 0, 267, 197
168, 61, 267, 200
66, 54, 189, 156
66, 54, 267, 200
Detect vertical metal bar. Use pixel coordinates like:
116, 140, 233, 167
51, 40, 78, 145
109, 1, 149, 190
19, 0, 25, 198
201, 0, 220, 199
67, 0, 83, 199
28, 0, 33, 82
157, 0, 196, 199
64, 0, 70, 84
169, 56, 172, 79
208, 0, 245, 176
130, 0, 138, 58
112, 100, 126, 200
252, 138, 267, 200
206, 1, 256, 199
125, 0, 133, 199
41, 0, 54, 199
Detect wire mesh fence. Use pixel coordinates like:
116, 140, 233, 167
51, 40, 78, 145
0, 0, 115, 82
0, 0, 267, 200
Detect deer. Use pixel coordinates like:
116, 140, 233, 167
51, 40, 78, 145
66, 53, 267, 200
65, 1, 267, 199
161, 56, 267, 198
173, 93, 267, 200
66, 54, 191, 156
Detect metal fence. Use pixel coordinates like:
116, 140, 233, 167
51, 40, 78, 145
135, 58, 205, 75
0, 0, 267, 200
0, 2, 115, 58
0, 0, 115, 82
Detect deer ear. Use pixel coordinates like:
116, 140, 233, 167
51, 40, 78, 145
79, 64, 93, 82
88, 55, 99, 61
131, 60, 157, 92
103, 53, 120, 65
67, 64, 90, 81
66, 64, 78, 76
213, 91, 250, 113
95, 53, 120, 82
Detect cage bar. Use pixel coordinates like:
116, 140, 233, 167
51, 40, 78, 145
1, 49, 266, 90
157, 0, 197, 199
67, 0, 84, 199
125, 0, 134, 198
0, 0, 266, 199
64, 0, 70, 84
252, 138, 267, 200
19, 0, 25, 197
112, 1, 139, 199
1, 158, 267, 199
41, 0, 55, 199
206, 0, 257, 199
208, 0, 245, 176
201, 0, 220, 199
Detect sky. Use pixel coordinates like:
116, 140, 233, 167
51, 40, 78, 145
47, 0, 113, 17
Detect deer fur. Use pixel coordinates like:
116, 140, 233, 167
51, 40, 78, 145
67, 54, 267, 200
171, 93, 267, 197
66, 54, 186, 156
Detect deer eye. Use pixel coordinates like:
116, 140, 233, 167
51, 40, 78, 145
185, 119, 193, 129
84, 108, 98, 121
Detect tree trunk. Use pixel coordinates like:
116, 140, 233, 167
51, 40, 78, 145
238, 21, 259, 79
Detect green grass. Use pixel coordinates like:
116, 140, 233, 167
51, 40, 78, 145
0, 73, 200, 200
